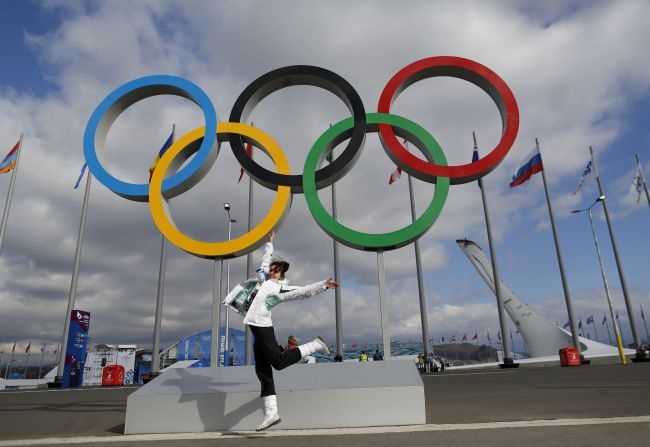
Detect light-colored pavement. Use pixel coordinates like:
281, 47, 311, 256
0, 363, 649, 446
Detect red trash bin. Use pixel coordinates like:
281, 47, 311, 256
102, 365, 126, 386
559, 347, 581, 367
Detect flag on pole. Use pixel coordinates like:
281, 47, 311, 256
642, 305, 646, 321
509, 146, 543, 187
40, 344, 45, 353
497, 331, 501, 341
563, 321, 570, 329
632, 160, 645, 203
472, 333, 478, 341
472, 147, 482, 189
326, 147, 334, 163
578, 319, 582, 330
74, 163, 88, 189
616, 310, 620, 322
0, 141, 20, 174
388, 165, 402, 185
462, 333, 467, 343
449, 335, 456, 343
388, 139, 407, 185
148, 131, 175, 182
238, 143, 253, 183
571, 160, 595, 195
11, 341, 16, 353
440, 336, 445, 343
25, 342, 31, 353
586, 315, 594, 325
602, 314, 607, 325
487, 332, 491, 341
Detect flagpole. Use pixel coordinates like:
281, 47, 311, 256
325, 144, 344, 358
151, 124, 175, 376
590, 147, 643, 359
474, 132, 515, 367
590, 319, 599, 343
641, 305, 650, 343
377, 251, 391, 359
23, 343, 31, 379
245, 124, 255, 365
5, 346, 15, 380
537, 138, 583, 359
407, 160, 431, 357
211, 259, 223, 368
39, 344, 45, 378
0, 133, 24, 255
56, 166, 92, 386
582, 205, 626, 365
604, 314, 613, 345
635, 154, 650, 208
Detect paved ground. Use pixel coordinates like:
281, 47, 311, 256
0, 362, 649, 446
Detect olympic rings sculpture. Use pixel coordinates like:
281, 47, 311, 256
83, 56, 519, 259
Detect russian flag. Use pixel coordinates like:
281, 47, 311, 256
509, 147, 543, 187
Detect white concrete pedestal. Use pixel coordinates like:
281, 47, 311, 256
124, 360, 424, 433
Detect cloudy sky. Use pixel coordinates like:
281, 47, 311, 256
1, 0, 649, 363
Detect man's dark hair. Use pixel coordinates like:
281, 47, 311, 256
270, 260, 290, 276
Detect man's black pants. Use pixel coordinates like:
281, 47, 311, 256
250, 325, 302, 397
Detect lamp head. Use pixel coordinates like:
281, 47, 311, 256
597, 195, 606, 202
223, 202, 230, 211
571, 210, 581, 214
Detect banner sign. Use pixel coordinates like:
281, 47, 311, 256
62, 309, 90, 388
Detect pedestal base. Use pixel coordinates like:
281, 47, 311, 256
124, 360, 425, 434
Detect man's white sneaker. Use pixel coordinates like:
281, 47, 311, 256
315, 336, 331, 356
256, 414, 281, 431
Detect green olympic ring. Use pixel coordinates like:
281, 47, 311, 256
303, 113, 450, 251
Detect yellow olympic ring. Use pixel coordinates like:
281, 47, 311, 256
148, 122, 292, 259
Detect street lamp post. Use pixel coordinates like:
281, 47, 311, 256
572, 196, 627, 365
223, 203, 236, 366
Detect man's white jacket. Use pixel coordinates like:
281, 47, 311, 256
225, 242, 328, 327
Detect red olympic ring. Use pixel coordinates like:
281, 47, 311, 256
377, 56, 519, 184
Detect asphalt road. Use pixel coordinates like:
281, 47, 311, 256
0, 362, 649, 446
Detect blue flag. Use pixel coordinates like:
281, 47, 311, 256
586, 315, 594, 325
74, 163, 87, 189
602, 314, 607, 325
472, 148, 482, 189
563, 321, 570, 329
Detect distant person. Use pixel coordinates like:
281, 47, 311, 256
359, 350, 368, 362
373, 350, 383, 361
334, 353, 343, 362
417, 353, 426, 373
227, 231, 338, 431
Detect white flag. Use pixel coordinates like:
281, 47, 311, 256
632, 161, 644, 203
571, 160, 595, 195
